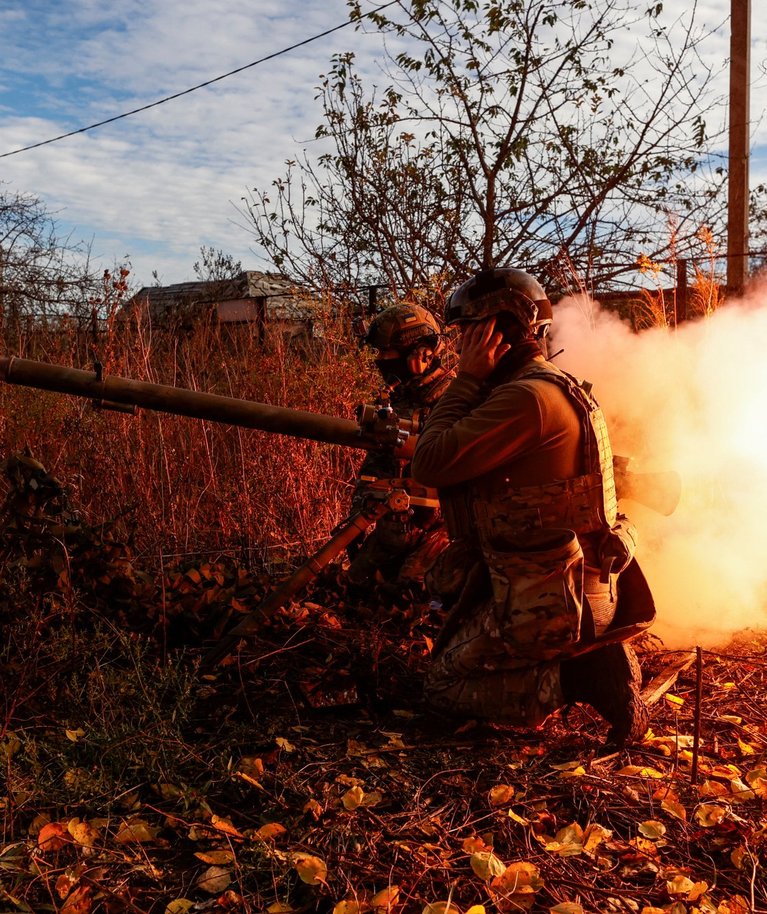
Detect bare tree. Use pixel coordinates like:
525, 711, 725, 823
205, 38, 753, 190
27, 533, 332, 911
244, 0, 726, 297
0, 186, 102, 325
193, 245, 243, 282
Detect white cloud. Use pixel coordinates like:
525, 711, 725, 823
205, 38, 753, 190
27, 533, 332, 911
1, 0, 766, 285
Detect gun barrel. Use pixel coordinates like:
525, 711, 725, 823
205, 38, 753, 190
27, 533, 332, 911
0, 355, 377, 452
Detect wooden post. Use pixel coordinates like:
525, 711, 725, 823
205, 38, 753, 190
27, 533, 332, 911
676, 259, 688, 325
727, 0, 751, 295
691, 647, 703, 785
255, 295, 266, 345
367, 284, 378, 316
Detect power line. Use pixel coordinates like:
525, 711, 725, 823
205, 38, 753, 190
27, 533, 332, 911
0, 0, 399, 160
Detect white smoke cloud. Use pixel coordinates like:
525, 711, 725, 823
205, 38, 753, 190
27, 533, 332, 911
552, 288, 767, 648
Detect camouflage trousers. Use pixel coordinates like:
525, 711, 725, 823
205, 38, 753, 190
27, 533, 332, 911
424, 606, 567, 727
424, 529, 615, 727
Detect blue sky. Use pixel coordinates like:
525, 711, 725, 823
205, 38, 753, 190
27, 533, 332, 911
1, 0, 766, 288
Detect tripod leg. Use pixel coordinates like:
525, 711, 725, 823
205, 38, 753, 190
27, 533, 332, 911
201, 502, 390, 669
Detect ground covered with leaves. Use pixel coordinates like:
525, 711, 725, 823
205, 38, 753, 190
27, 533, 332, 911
1, 457, 766, 914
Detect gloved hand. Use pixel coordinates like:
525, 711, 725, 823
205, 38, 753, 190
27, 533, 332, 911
599, 515, 639, 582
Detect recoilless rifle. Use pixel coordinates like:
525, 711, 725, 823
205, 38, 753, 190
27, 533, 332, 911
0, 355, 681, 667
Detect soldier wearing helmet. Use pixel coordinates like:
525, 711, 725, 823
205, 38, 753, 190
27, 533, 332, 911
345, 303, 454, 593
411, 268, 655, 746
363, 303, 450, 407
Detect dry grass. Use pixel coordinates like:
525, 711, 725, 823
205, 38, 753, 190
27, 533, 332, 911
0, 295, 378, 568
1, 276, 764, 914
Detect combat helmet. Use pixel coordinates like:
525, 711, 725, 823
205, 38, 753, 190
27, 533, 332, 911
364, 304, 443, 360
445, 268, 553, 340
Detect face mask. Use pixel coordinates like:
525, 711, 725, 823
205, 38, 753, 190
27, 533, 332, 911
375, 357, 410, 386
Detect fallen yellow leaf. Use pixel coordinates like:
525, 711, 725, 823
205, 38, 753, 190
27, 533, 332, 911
717, 895, 752, 914
333, 901, 366, 914
698, 779, 729, 798
346, 739, 368, 757
728, 777, 755, 802
654, 787, 687, 822
194, 850, 235, 865
507, 810, 529, 826
582, 823, 612, 855
666, 875, 695, 896
687, 881, 708, 902
617, 765, 665, 779
362, 789, 383, 808
157, 783, 184, 800
543, 824, 583, 857
256, 822, 288, 840
304, 798, 323, 819
422, 902, 462, 914
61, 885, 92, 914
694, 804, 727, 827
165, 901, 195, 914
462, 836, 491, 853
731, 846, 748, 869
115, 818, 160, 844
211, 814, 244, 838
489, 785, 515, 806
371, 885, 400, 910
196, 865, 232, 894
0, 731, 21, 761
470, 850, 506, 880
238, 756, 265, 777
492, 862, 543, 891
294, 853, 328, 886
343, 786, 366, 810
67, 818, 99, 847
638, 820, 666, 840
736, 738, 755, 756
745, 767, 767, 799
490, 862, 542, 913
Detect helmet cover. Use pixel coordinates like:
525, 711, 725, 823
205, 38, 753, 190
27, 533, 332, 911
446, 268, 552, 337
364, 304, 442, 358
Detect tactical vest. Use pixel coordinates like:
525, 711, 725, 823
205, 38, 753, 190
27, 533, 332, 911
469, 362, 618, 547
431, 362, 654, 653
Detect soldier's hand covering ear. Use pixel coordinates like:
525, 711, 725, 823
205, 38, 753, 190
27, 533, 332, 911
457, 317, 511, 381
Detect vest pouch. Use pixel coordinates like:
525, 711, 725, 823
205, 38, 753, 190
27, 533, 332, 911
481, 528, 585, 655
425, 537, 479, 603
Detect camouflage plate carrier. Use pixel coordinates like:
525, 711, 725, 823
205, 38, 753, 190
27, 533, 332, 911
424, 362, 655, 725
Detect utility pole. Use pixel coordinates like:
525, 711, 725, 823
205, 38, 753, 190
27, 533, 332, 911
726, 0, 751, 295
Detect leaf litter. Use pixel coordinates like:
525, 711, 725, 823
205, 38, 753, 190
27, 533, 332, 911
1, 466, 766, 913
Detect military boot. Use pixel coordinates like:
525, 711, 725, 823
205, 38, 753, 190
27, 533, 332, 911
561, 642, 649, 747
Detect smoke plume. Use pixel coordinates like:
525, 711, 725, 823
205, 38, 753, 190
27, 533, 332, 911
552, 289, 767, 648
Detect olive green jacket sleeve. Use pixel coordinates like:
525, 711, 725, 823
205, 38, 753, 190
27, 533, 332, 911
410, 371, 548, 488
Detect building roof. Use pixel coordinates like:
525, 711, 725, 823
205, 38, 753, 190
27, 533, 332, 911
129, 271, 312, 322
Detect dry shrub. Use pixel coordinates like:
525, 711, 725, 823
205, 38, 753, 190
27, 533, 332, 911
0, 294, 378, 567
632, 236, 725, 330
632, 287, 672, 331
